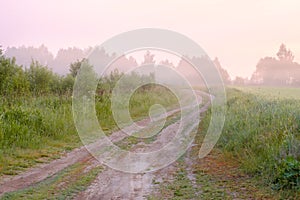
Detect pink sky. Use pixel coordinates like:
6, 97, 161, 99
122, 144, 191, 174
1, 0, 300, 78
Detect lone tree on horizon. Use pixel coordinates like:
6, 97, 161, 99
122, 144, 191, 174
276, 43, 294, 62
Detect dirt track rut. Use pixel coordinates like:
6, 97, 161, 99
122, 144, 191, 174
0, 91, 208, 199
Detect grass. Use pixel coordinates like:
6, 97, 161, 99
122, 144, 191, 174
148, 157, 197, 200
129, 85, 179, 121
115, 111, 181, 150
0, 95, 78, 175
233, 86, 300, 100
0, 85, 178, 176
2, 83, 299, 198
1, 161, 103, 199
192, 151, 277, 199
217, 87, 300, 196
149, 86, 300, 199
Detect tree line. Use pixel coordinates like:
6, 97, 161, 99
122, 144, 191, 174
0, 48, 76, 97
3, 44, 300, 87
233, 44, 300, 86
250, 44, 300, 86
0, 48, 156, 98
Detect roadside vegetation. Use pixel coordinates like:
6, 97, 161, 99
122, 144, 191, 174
0, 50, 178, 176
1, 46, 300, 198
1, 162, 103, 200
149, 87, 299, 199
212, 87, 299, 197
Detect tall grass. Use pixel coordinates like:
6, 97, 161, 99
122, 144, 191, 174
0, 85, 178, 175
0, 96, 74, 149
215, 88, 300, 191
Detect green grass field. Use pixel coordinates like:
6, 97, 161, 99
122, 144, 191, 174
234, 86, 300, 100
216, 87, 300, 195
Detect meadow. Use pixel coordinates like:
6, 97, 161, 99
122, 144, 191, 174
1, 49, 299, 197
208, 87, 300, 194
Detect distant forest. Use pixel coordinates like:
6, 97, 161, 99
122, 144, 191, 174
3, 44, 300, 86
5, 45, 92, 75
250, 44, 300, 86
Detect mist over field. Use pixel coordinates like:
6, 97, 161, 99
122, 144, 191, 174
4, 43, 300, 87
1, 0, 300, 199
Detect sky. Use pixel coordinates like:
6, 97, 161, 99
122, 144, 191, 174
1, 0, 300, 78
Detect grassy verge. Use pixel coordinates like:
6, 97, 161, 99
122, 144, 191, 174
148, 87, 299, 199
218, 89, 300, 191
1, 161, 102, 199
0, 96, 78, 176
216, 87, 300, 197
0, 85, 178, 176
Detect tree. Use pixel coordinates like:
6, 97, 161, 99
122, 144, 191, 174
73, 59, 97, 98
0, 49, 29, 96
276, 44, 294, 62
250, 44, 300, 86
233, 76, 246, 85
61, 74, 74, 94
69, 59, 84, 78
142, 51, 155, 64
26, 60, 55, 95
213, 57, 231, 84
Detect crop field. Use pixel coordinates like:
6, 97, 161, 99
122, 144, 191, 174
235, 86, 300, 100
216, 87, 300, 196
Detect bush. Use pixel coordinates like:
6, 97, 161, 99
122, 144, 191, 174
273, 156, 300, 190
0, 54, 29, 96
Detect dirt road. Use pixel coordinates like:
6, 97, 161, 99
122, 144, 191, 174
0, 90, 273, 199
0, 90, 206, 198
